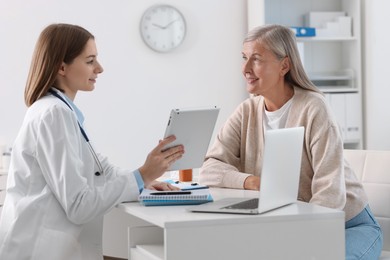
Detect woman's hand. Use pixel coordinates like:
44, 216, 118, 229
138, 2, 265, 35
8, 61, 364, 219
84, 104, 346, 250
146, 181, 180, 191
244, 176, 260, 190
139, 135, 184, 187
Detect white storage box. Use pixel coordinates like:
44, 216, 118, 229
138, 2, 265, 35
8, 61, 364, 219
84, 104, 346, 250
305, 12, 352, 37
305, 12, 346, 27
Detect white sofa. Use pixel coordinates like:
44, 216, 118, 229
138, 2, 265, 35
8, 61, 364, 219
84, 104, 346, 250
344, 150, 390, 259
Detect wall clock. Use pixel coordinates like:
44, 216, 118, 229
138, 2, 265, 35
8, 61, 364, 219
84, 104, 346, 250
140, 5, 186, 53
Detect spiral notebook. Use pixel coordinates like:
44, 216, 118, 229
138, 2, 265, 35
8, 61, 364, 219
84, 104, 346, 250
139, 189, 213, 206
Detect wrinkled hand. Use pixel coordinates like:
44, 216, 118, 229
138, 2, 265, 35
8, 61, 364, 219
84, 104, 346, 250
139, 135, 184, 187
147, 181, 180, 191
244, 175, 260, 190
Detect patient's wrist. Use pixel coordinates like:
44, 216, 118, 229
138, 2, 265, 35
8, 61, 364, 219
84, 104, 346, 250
244, 175, 260, 190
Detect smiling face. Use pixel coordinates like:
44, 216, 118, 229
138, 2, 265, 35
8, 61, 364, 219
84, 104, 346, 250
56, 39, 104, 100
241, 40, 288, 97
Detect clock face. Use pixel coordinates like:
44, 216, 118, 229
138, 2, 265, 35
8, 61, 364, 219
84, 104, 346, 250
140, 5, 186, 53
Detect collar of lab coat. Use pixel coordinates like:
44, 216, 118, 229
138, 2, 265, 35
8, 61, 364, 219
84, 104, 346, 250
50, 87, 85, 126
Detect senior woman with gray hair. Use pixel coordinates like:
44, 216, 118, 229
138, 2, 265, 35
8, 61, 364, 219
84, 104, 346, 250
199, 24, 383, 259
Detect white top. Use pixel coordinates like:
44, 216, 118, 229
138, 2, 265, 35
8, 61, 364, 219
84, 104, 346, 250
263, 96, 293, 130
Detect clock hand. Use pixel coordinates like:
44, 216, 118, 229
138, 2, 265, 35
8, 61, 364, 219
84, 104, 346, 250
162, 19, 179, 29
152, 23, 165, 29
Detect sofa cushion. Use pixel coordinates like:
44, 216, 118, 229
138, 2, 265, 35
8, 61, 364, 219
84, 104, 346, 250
344, 149, 390, 253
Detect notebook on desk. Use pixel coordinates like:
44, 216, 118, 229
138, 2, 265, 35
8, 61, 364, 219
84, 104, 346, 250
187, 126, 304, 215
138, 189, 213, 206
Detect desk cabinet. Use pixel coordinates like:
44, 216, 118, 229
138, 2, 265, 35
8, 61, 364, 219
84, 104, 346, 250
119, 188, 345, 260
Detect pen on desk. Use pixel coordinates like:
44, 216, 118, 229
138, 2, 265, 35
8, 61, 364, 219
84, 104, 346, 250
150, 191, 192, 195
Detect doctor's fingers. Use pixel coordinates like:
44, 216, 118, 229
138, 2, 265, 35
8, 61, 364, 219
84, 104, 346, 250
164, 150, 184, 167
147, 182, 180, 191
156, 135, 177, 150
162, 145, 185, 159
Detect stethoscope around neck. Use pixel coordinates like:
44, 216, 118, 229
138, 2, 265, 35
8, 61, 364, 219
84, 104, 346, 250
49, 89, 104, 176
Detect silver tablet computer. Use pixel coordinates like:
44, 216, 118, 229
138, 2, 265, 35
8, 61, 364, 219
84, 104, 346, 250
163, 106, 220, 171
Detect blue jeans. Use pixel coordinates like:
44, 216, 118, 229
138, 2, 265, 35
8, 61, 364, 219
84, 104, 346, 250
346, 205, 383, 260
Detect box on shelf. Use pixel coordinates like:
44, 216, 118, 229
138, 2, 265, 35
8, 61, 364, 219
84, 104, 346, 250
290, 27, 316, 37
305, 12, 346, 27
305, 12, 352, 37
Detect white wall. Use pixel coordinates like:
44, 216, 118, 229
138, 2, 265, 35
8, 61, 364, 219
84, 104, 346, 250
362, 0, 390, 150
0, 0, 248, 257
0, 0, 248, 168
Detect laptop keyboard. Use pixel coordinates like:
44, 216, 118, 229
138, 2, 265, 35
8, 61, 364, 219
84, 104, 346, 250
223, 198, 259, 210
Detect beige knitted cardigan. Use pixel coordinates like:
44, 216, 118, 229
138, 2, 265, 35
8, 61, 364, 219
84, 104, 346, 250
199, 87, 368, 221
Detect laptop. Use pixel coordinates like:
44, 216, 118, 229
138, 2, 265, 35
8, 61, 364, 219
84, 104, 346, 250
187, 126, 304, 214
163, 106, 220, 171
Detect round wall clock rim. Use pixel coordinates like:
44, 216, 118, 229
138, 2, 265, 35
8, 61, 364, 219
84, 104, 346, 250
139, 4, 186, 53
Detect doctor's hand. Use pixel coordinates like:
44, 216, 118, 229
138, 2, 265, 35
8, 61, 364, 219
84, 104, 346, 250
146, 181, 180, 191
139, 135, 184, 187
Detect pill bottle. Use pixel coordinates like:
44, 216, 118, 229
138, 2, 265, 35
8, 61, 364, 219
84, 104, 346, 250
179, 169, 192, 182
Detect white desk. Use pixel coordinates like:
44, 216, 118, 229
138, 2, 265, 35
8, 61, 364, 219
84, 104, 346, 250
118, 187, 345, 260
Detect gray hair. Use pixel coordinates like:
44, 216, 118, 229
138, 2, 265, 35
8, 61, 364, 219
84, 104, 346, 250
245, 24, 321, 94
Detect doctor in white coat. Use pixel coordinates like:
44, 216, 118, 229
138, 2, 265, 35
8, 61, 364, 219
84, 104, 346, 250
0, 23, 184, 260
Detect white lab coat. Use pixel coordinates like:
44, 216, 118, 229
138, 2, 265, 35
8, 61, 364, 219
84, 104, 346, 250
0, 93, 140, 260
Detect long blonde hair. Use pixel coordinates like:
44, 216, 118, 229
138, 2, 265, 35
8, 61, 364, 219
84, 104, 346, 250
244, 24, 321, 94
24, 23, 94, 106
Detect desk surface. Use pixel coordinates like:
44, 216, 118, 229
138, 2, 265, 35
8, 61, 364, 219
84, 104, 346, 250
118, 187, 344, 228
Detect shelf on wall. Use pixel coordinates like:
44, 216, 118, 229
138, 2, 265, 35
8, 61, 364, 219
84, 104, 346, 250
319, 87, 358, 94
343, 139, 361, 145
308, 70, 354, 81
297, 36, 357, 42
309, 70, 356, 92
250, 0, 363, 149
